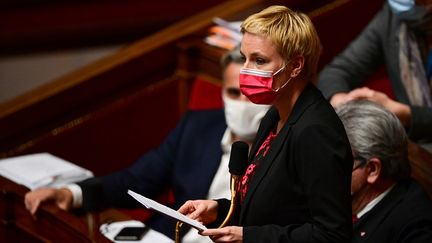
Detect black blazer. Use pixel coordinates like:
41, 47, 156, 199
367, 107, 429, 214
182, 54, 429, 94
353, 179, 432, 243
218, 84, 353, 243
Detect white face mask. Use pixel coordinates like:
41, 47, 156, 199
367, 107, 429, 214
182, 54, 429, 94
388, 0, 428, 21
223, 93, 270, 141
388, 0, 415, 13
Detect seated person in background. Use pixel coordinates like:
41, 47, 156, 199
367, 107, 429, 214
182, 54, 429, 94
317, 0, 432, 150
24, 46, 270, 242
336, 100, 432, 243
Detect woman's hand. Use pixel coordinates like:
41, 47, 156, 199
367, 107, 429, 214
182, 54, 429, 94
24, 188, 73, 215
178, 199, 218, 225
200, 226, 243, 243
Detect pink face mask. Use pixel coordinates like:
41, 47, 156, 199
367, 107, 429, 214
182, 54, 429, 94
239, 65, 291, 104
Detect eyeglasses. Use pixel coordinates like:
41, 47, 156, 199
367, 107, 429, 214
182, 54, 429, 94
352, 157, 367, 171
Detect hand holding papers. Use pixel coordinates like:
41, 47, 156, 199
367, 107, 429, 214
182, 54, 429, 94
127, 190, 207, 231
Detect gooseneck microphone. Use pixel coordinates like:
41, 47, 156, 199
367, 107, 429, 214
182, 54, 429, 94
219, 141, 249, 228
175, 141, 249, 243
228, 141, 250, 177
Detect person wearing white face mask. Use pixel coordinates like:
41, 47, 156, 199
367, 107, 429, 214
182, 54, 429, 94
222, 95, 269, 141
24, 46, 270, 243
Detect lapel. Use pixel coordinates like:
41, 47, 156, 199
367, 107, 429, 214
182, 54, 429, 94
239, 84, 320, 223
388, 10, 409, 103
353, 181, 408, 242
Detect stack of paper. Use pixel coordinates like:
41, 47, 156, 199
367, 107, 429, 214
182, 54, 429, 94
204, 17, 242, 50
0, 153, 93, 190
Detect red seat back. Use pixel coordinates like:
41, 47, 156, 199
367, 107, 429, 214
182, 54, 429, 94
188, 78, 223, 110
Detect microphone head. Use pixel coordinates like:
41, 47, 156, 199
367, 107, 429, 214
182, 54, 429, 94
228, 141, 249, 176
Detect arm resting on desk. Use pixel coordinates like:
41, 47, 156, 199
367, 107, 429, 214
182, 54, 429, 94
24, 187, 73, 215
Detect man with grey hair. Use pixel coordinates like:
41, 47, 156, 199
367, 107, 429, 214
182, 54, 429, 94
336, 100, 432, 242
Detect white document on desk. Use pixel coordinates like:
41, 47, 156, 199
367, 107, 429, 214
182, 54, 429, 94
127, 190, 207, 231
0, 153, 93, 190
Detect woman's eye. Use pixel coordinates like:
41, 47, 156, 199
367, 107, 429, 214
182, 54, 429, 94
256, 58, 266, 65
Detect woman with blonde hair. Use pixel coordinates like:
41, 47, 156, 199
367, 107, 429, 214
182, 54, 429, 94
179, 6, 353, 243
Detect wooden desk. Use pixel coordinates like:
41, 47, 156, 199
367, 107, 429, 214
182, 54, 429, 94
0, 176, 129, 242
408, 141, 432, 198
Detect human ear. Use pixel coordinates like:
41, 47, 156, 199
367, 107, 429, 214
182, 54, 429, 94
289, 55, 304, 78
366, 158, 382, 184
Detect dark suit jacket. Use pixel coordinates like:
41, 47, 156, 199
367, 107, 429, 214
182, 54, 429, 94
218, 84, 353, 243
353, 179, 432, 243
317, 3, 432, 142
77, 109, 227, 239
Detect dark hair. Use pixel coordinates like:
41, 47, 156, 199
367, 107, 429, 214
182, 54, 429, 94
220, 45, 243, 70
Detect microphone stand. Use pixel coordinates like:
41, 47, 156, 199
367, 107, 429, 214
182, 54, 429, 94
219, 175, 239, 227
174, 176, 239, 243
175, 221, 183, 243
175, 141, 248, 243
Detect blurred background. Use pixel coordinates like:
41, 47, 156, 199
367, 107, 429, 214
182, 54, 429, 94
0, 0, 231, 103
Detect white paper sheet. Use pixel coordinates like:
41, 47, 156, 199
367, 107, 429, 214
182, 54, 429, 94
0, 153, 93, 189
127, 190, 207, 231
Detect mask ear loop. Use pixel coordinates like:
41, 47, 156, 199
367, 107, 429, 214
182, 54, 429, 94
273, 77, 292, 92
272, 63, 292, 92
272, 63, 287, 76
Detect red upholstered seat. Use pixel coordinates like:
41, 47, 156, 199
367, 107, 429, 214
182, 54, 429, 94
363, 67, 396, 100
188, 78, 223, 110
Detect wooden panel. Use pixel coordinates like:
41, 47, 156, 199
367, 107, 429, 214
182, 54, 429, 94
0, 0, 386, 165
0, 176, 124, 242
0, 46, 178, 157
0, 0, 229, 54
408, 141, 432, 198
0, 0, 310, 158
7, 78, 183, 176
0, 0, 387, 164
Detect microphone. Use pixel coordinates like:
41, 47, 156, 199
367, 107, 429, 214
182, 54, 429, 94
219, 141, 249, 228
175, 141, 249, 243
228, 141, 250, 177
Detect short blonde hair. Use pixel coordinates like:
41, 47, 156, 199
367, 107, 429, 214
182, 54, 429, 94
241, 5, 322, 81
